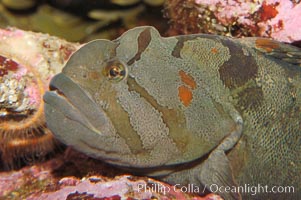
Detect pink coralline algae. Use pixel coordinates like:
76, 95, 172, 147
195, 0, 301, 42
0, 150, 223, 200
0, 27, 78, 169
166, 0, 301, 43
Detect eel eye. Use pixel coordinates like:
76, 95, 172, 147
103, 61, 127, 82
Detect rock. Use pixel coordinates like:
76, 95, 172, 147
0, 27, 78, 169
165, 0, 301, 43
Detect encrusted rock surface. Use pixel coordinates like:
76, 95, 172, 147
0, 27, 78, 168
0, 149, 223, 200
165, 0, 301, 43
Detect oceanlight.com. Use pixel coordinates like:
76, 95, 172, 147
207, 184, 295, 196
136, 183, 295, 196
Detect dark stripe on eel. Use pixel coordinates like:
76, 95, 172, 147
96, 88, 144, 154
219, 39, 259, 89
127, 77, 192, 151
171, 35, 199, 58
171, 34, 219, 58
127, 28, 152, 65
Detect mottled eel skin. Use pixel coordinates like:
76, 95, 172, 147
44, 26, 300, 200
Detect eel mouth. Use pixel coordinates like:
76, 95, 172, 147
43, 73, 112, 144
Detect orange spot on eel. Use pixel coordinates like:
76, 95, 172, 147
211, 48, 218, 54
178, 85, 193, 107
255, 38, 279, 53
178, 70, 197, 89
